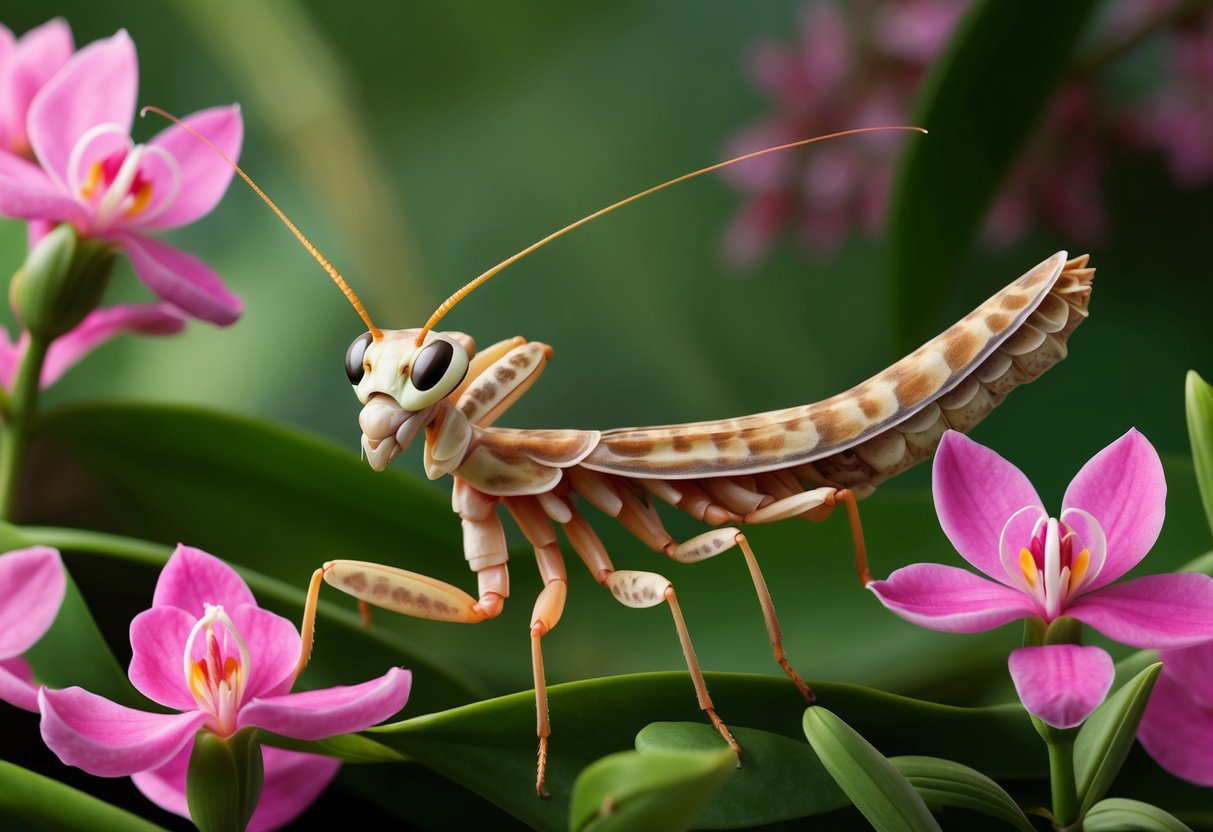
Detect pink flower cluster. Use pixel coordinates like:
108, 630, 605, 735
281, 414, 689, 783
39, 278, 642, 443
1, 545, 412, 831
0, 20, 243, 388
722, 1, 1213, 266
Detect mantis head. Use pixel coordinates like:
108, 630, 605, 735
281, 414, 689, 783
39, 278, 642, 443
346, 328, 474, 470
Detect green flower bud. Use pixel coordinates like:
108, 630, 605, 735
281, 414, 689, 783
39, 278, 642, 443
186, 728, 265, 832
11, 224, 116, 339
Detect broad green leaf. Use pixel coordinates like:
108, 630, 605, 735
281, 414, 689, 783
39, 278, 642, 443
803, 706, 941, 832
569, 747, 733, 832
635, 722, 848, 827
1083, 798, 1195, 832
360, 673, 1035, 831
21, 554, 143, 709
890, 756, 1033, 832
1186, 371, 1213, 539
1075, 663, 1162, 815
0, 759, 168, 832
885, 0, 1099, 349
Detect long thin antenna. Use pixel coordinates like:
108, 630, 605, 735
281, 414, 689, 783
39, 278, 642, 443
140, 105, 382, 340
416, 125, 926, 345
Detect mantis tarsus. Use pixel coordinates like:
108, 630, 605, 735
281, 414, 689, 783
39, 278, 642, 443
150, 109, 1094, 796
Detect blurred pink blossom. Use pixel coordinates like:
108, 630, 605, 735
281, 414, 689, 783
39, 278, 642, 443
0, 30, 244, 324
0, 19, 74, 160
722, 1, 1213, 267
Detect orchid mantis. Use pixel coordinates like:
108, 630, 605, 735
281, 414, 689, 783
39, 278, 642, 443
150, 109, 1094, 796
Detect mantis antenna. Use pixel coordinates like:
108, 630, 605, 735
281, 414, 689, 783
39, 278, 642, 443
414, 124, 927, 346
140, 106, 383, 340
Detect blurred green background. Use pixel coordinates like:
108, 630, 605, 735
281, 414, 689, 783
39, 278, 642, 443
3, 1, 1213, 828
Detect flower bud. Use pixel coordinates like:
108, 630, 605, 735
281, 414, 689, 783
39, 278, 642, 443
11, 224, 116, 339
186, 728, 265, 832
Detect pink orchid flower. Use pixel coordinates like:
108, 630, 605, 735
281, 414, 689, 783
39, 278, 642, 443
0, 29, 244, 325
39, 545, 411, 830
0, 302, 185, 389
868, 429, 1213, 729
1138, 640, 1213, 786
0, 546, 65, 712
0, 19, 74, 160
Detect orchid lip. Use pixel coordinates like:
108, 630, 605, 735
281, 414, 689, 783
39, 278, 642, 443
65, 123, 183, 232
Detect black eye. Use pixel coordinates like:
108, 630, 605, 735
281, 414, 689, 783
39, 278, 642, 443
345, 331, 373, 385
410, 340, 454, 391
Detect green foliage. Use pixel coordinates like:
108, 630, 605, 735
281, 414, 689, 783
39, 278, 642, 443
0, 759, 169, 832
1075, 663, 1163, 815
803, 706, 941, 832
1186, 371, 1213, 539
1084, 798, 1196, 832
890, 756, 1034, 832
569, 746, 733, 832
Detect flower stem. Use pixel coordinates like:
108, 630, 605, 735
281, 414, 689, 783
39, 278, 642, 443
1047, 737, 1080, 828
0, 336, 50, 520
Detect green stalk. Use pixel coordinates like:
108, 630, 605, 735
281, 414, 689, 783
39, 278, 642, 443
1048, 737, 1080, 829
0, 335, 50, 520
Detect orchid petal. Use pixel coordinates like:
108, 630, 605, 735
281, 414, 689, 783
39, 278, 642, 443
0, 546, 65, 657
39, 686, 207, 776
1137, 668, 1213, 786
0, 153, 81, 221
41, 303, 186, 386
0, 657, 39, 712
152, 544, 255, 615
240, 667, 411, 740
116, 234, 242, 325
131, 743, 339, 832
1067, 572, 1213, 648
141, 105, 243, 230
1155, 642, 1213, 707
248, 747, 341, 832
1008, 645, 1114, 729
932, 431, 1044, 581
28, 30, 136, 190
1, 19, 74, 153
225, 604, 301, 701
1062, 429, 1165, 589
0, 326, 18, 389
867, 563, 1038, 633
127, 606, 197, 711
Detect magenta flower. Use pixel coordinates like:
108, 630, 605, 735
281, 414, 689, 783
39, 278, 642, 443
0, 302, 185, 389
0, 19, 74, 160
1138, 640, 1213, 785
0, 29, 243, 324
39, 545, 411, 830
868, 429, 1213, 728
0, 546, 65, 713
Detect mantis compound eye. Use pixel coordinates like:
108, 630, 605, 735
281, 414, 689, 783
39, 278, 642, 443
399, 336, 470, 410
345, 331, 373, 385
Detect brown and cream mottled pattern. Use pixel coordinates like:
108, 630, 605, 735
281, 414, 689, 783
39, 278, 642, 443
578, 251, 1088, 480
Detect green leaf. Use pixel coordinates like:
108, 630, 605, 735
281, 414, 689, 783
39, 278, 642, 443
890, 756, 1033, 832
22, 555, 143, 709
1075, 663, 1163, 815
803, 706, 942, 832
569, 747, 733, 832
884, 0, 1099, 349
1186, 370, 1213, 539
1083, 798, 1195, 832
634, 722, 848, 827
356, 673, 1035, 831
0, 759, 169, 832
